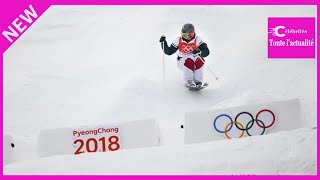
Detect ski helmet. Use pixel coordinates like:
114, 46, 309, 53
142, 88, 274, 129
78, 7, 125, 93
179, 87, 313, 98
181, 23, 195, 33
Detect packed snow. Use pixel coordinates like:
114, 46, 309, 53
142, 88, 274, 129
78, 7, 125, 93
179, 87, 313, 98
3, 5, 317, 174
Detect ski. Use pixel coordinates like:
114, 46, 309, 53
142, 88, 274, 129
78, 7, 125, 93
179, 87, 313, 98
185, 82, 208, 91
195, 82, 208, 90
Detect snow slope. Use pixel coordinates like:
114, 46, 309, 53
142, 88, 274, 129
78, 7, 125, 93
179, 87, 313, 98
4, 128, 316, 175
3, 5, 317, 174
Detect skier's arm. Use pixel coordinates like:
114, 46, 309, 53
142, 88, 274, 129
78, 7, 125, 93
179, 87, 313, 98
161, 41, 178, 55
159, 35, 178, 55
198, 43, 210, 57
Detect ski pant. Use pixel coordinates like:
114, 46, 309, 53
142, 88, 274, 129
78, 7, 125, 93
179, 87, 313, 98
177, 54, 205, 82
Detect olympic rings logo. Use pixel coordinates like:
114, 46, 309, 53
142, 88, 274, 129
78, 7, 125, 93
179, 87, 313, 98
213, 109, 276, 139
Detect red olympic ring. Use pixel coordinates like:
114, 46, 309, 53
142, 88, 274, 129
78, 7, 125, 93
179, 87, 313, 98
255, 109, 275, 128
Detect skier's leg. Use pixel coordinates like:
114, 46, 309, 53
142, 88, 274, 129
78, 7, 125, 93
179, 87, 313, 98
177, 56, 195, 82
177, 58, 184, 71
194, 56, 205, 84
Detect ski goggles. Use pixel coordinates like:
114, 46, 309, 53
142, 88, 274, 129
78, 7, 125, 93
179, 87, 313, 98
181, 32, 195, 39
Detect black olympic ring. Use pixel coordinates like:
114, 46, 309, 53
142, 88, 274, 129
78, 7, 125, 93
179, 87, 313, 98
234, 112, 254, 131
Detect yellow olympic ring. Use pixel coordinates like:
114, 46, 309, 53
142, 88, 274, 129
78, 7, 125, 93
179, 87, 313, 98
224, 121, 245, 139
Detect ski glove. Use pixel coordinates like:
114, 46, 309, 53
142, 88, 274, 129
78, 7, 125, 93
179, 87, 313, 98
159, 35, 166, 43
192, 48, 201, 55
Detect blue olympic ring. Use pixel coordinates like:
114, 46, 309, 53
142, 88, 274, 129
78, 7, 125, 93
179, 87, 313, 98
213, 114, 233, 133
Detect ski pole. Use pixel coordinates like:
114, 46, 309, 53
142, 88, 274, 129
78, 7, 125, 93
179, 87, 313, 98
162, 41, 165, 81
196, 54, 219, 80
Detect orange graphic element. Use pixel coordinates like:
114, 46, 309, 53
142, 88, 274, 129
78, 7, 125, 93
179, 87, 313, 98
224, 122, 245, 139
178, 37, 197, 54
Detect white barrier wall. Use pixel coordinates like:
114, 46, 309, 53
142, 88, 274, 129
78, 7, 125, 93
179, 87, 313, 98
38, 118, 160, 157
3, 134, 14, 165
184, 99, 303, 144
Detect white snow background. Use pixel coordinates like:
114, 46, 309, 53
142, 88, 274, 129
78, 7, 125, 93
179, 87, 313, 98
3, 5, 317, 175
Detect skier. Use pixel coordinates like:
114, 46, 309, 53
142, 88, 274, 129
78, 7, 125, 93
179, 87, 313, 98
159, 23, 210, 90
